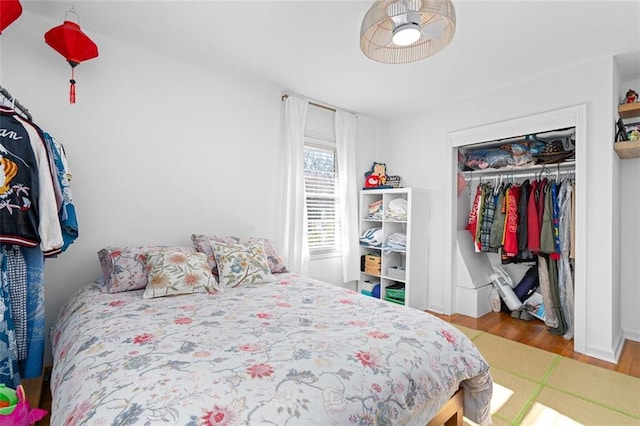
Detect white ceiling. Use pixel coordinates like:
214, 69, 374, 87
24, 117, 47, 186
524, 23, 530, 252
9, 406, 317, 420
21, 0, 640, 120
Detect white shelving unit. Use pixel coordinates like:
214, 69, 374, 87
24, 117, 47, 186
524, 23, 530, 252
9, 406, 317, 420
358, 187, 429, 309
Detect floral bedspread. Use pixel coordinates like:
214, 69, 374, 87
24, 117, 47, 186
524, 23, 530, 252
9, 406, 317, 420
50, 274, 492, 425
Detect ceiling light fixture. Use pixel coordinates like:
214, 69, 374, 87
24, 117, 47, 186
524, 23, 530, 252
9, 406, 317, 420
360, 0, 456, 64
392, 22, 421, 46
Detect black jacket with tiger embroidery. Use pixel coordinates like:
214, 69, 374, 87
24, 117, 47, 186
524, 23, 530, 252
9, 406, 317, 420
0, 106, 62, 256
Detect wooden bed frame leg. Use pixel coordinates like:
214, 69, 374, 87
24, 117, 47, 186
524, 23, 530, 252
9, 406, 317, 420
426, 389, 464, 426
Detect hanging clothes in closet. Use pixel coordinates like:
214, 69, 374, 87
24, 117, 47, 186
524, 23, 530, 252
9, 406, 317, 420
466, 170, 575, 340
0, 89, 78, 388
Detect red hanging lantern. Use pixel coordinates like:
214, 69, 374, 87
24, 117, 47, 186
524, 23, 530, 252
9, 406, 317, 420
44, 7, 98, 104
0, 0, 22, 34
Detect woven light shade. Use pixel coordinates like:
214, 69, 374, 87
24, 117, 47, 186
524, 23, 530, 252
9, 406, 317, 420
360, 0, 456, 64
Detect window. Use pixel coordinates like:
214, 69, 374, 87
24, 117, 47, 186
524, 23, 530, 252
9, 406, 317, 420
304, 139, 341, 256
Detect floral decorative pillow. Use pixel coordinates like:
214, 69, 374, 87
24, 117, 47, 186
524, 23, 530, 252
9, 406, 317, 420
142, 250, 219, 299
98, 245, 196, 293
191, 234, 288, 276
211, 241, 276, 288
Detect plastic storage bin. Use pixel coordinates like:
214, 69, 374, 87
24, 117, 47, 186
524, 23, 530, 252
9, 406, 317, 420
384, 295, 404, 305
385, 283, 405, 300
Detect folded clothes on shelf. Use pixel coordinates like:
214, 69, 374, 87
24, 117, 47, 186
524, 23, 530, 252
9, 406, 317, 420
383, 232, 406, 254
360, 227, 383, 247
366, 199, 383, 220
385, 198, 407, 221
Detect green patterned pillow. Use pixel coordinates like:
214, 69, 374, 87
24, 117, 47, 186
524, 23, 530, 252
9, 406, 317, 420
211, 241, 276, 288
142, 250, 219, 299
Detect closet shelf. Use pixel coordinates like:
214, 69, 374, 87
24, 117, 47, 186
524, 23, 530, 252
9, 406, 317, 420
615, 103, 640, 159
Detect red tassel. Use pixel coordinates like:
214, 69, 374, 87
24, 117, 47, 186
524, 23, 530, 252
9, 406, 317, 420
69, 67, 76, 104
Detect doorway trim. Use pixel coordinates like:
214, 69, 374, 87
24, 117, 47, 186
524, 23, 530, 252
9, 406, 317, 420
443, 104, 587, 354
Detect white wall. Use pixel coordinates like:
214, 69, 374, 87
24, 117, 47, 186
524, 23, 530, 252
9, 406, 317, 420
619, 77, 640, 341
1, 11, 381, 363
381, 58, 624, 361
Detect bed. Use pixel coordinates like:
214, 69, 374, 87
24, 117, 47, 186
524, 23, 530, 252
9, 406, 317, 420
50, 273, 492, 425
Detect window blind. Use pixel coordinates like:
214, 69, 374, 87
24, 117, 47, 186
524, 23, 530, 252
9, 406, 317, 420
304, 144, 341, 253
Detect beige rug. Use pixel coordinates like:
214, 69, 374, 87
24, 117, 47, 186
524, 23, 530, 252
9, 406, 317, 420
455, 325, 640, 426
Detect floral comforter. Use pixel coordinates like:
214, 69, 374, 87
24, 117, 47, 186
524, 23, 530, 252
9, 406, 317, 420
50, 274, 492, 425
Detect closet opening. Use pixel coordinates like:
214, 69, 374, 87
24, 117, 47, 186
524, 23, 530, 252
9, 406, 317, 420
443, 105, 587, 356
458, 126, 576, 338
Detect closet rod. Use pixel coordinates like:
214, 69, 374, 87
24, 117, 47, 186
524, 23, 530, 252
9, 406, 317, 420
464, 164, 575, 182
0, 85, 33, 121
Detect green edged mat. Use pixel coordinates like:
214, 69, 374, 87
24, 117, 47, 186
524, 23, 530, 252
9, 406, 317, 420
452, 325, 640, 425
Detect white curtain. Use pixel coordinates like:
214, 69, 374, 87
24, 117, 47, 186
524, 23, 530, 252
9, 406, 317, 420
335, 110, 360, 283
281, 95, 310, 275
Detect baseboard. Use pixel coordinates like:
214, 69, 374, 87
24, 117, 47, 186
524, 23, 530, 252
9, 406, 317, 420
427, 302, 445, 314
624, 329, 640, 343
612, 329, 625, 363
585, 330, 625, 364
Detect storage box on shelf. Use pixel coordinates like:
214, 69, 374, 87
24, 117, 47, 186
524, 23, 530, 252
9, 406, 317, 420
357, 187, 429, 309
384, 283, 406, 305
359, 280, 379, 292
360, 279, 380, 298
364, 253, 381, 275
387, 266, 406, 281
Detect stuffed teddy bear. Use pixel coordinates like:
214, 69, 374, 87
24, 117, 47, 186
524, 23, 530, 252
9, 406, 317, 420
364, 162, 387, 188
625, 89, 638, 104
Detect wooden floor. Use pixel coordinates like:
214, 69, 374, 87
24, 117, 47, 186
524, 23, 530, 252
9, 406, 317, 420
25, 311, 640, 425
20, 366, 51, 426
429, 310, 640, 378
